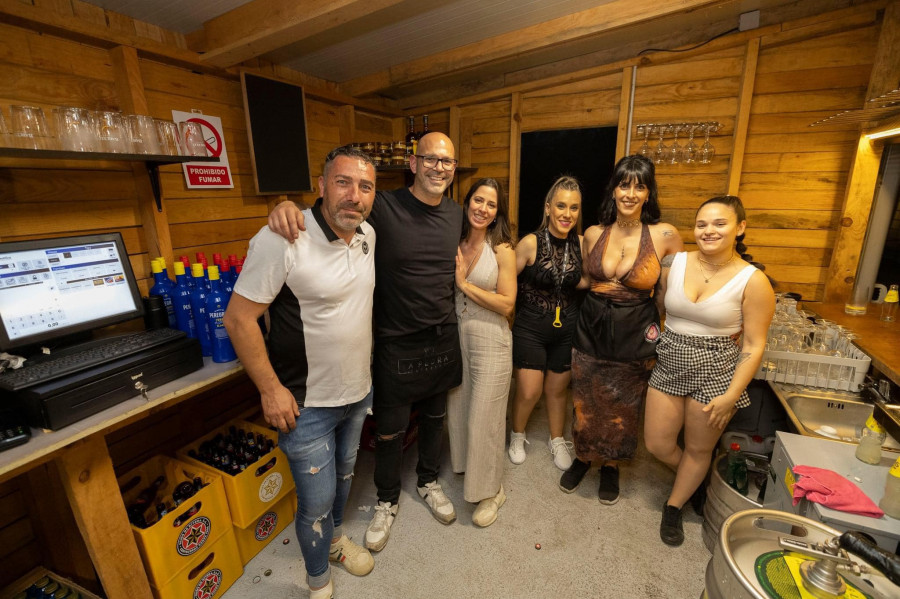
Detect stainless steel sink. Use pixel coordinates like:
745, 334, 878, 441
769, 382, 900, 451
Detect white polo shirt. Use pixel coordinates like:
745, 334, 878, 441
233, 205, 375, 408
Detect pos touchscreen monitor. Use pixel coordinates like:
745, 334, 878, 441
0, 233, 144, 352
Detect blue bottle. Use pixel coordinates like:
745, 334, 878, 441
206, 266, 237, 363
171, 261, 197, 338
149, 259, 176, 328
220, 261, 235, 298
189, 263, 212, 356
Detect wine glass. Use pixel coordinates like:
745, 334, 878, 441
683, 123, 698, 164
668, 124, 683, 164
653, 125, 668, 165
699, 122, 716, 164
637, 124, 651, 158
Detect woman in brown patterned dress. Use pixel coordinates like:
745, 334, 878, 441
559, 155, 682, 503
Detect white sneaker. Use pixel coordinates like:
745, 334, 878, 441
417, 481, 456, 524
329, 534, 374, 576
365, 501, 398, 552
508, 432, 528, 464
308, 577, 333, 599
549, 437, 574, 470
472, 485, 507, 527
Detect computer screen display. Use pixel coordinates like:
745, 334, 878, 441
0, 233, 143, 351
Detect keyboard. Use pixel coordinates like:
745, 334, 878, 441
0, 328, 187, 392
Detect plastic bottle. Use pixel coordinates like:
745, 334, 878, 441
855, 415, 886, 464
220, 260, 235, 295
149, 259, 176, 327
725, 442, 749, 495
880, 456, 900, 519
178, 255, 194, 288
206, 266, 237, 363
189, 263, 212, 357
171, 261, 196, 338
881, 284, 899, 322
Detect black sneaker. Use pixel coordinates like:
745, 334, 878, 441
559, 458, 591, 493
597, 465, 619, 505
660, 503, 684, 546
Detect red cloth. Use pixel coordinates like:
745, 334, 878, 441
791, 465, 884, 518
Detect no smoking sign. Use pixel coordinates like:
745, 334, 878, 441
172, 110, 234, 189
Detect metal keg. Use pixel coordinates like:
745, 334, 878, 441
702, 452, 767, 552
702, 509, 899, 599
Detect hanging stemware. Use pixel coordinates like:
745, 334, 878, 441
637, 124, 651, 158
653, 125, 668, 165
683, 123, 698, 165
699, 122, 717, 164
668, 124, 683, 164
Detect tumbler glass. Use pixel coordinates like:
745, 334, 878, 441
155, 119, 182, 155
127, 114, 161, 155
55, 106, 96, 152
94, 110, 129, 153
179, 121, 207, 157
9, 105, 54, 149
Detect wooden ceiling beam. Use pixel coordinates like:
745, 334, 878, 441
339, 0, 727, 97
197, 0, 417, 68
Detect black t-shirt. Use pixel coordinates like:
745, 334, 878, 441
367, 187, 463, 339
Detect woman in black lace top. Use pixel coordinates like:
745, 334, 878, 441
508, 175, 586, 472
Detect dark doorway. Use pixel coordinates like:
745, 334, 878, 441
518, 127, 618, 236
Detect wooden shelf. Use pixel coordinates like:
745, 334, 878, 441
0, 146, 220, 163
0, 147, 220, 211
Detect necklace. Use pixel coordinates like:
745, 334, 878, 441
616, 219, 641, 228
696, 253, 734, 283
698, 252, 735, 267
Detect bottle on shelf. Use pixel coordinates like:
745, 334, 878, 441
149, 259, 176, 328
206, 265, 237, 363
155, 256, 170, 280
855, 415, 886, 464
171, 261, 197, 338
405, 115, 418, 156
220, 259, 235, 294
725, 443, 749, 495
881, 284, 899, 322
178, 255, 195, 288
880, 456, 900, 519
189, 263, 213, 357
418, 114, 429, 142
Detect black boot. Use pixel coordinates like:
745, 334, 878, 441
660, 502, 684, 546
559, 458, 590, 493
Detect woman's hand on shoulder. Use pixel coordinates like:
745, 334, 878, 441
268, 200, 306, 241
515, 234, 537, 274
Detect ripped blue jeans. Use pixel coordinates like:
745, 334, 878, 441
279, 388, 372, 585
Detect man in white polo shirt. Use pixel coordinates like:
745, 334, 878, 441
224, 146, 377, 599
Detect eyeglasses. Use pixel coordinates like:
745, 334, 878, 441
415, 155, 458, 169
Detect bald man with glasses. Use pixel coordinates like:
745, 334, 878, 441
268, 133, 464, 553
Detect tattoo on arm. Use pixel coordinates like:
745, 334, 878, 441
736, 352, 751, 366
662, 229, 674, 237
660, 254, 674, 267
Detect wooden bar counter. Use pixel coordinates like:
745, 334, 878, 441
0, 360, 248, 599
811, 302, 900, 387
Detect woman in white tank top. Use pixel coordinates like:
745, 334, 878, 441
643, 196, 775, 547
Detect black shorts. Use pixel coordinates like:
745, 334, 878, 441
512, 308, 576, 373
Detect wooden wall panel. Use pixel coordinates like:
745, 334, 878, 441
738, 23, 878, 300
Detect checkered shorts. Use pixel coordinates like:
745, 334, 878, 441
648, 328, 751, 407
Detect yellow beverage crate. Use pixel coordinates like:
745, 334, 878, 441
150, 527, 242, 599
234, 493, 296, 565
117, 455, 232, 589
177, 420, 295, 528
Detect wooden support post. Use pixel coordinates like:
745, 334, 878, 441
824, 0, 900, 301
508, 93, 523, 236
727, 38, 759, 196
615, 66, 633, 160
109, 45, 175, 268
55, 436, 153, 599
449, 106, 461, 203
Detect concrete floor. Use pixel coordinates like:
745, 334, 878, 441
223, 401, 710, 599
